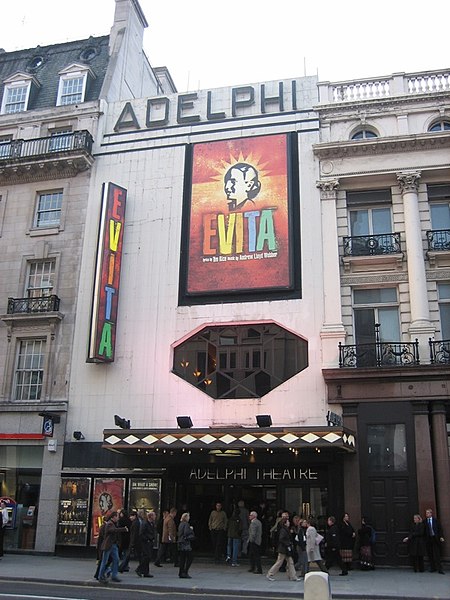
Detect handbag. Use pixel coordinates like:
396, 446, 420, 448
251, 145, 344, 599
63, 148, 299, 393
315, 533, 324, 545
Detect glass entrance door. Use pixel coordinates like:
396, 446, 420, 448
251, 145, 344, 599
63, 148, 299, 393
284, 486, 328, 524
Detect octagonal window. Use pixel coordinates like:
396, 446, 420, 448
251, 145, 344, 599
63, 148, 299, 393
173, 323, 308, 399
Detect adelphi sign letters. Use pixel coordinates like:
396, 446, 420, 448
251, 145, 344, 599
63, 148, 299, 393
189, 466, 320, 482
114, 80, 302, 132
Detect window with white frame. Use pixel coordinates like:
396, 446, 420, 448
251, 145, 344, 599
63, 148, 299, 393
57, 74, 86, 106
353, 288, 400, 345
428, 120, 450, 132
438, 283, 450, 340
26, 260, 56, 298
1, 81, 31, 114
351, 129, 378, 140
14, 339, 46, 401
34, 190, 63, 228
347, 189, 394, 255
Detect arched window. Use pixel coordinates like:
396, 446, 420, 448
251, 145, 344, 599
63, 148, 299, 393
428, 120, 450, 132
351, 129, 378, 140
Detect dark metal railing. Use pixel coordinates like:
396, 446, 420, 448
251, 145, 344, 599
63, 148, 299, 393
339, 324, 419, 368
0, 130, 93, 162
343, 233, 401, 257
7, 295, 60, 314
426, 229, 450, 252
429, 339, 450, 364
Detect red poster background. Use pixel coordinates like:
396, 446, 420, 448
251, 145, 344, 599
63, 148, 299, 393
90, 478, 125, 546
186, 134, 291, 294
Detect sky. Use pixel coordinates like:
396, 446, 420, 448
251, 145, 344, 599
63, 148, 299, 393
2, 0, 449, 93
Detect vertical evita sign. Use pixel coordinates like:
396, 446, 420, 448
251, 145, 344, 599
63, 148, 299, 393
87, 182, 127, 362
180, 133, 299, 303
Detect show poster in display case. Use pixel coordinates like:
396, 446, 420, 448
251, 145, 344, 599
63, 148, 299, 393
90, 477, 125, 546
129, 478, 161, 516
56, 478, 91, 546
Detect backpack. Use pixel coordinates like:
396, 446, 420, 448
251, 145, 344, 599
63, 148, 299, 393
370, 527, 376, 545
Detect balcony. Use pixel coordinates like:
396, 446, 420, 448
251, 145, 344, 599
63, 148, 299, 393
0, 130, 94, 184
7, 295, 60, 314
338, 339, 420, 368
426, 229, 450, 267
342, 233, 403, 273
1, 295, 63, 328
429, 339, 450, 365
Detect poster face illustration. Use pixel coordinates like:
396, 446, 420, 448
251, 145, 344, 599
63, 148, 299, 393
182, 134, 296, 299
56, 477, 91, 546
90, 478, 125, 546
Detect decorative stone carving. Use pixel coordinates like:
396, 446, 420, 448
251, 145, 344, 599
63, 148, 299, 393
396, 170, 421, 193
317, 179, 339, 200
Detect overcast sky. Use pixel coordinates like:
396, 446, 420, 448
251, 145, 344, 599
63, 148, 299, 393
2, 0, 449, 93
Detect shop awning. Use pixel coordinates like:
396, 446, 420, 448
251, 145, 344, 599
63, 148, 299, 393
102, 426, 356, 454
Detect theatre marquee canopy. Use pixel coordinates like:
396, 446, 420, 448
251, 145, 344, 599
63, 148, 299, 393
102, 426, 356, 455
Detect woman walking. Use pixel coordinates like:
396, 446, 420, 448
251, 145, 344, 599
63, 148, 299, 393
178, 512, 195, 578
305, 517, 327, 574
339, 512, 355, 576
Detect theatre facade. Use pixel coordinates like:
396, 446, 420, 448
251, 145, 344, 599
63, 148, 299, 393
59, 69, 449, 564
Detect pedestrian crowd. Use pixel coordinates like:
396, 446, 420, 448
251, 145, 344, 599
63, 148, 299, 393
93, 501, 445, 585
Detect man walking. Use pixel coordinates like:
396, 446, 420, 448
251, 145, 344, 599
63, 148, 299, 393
154, 507, 177, 567
98, 511, 128, 583
424, 508, 445, 574
248, 510, 262, 574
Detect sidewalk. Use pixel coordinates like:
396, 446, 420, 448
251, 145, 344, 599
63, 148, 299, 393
0, 553, 448, 599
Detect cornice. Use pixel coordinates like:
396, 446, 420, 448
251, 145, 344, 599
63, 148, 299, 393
313, 132, 450, 160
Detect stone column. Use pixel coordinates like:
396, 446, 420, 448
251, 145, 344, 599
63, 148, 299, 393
396, 171, 434, 357
412, 401, 436, 513
317, 179, 346, 367
430, 402, 450, 559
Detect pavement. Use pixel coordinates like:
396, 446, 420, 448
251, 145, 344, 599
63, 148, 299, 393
0, 553, 449, 599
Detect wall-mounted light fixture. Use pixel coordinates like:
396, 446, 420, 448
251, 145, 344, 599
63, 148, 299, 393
177, 416, 193, 429
114, 415, 131, 429
73, 431, 85, 440
256, 414, 272, 428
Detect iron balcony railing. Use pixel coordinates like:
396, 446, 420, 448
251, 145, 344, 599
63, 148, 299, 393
339, 325, 419, 368
339, 340, 420, 368
429, 339, 450, 364
0, 130, 93, 162
7, 295, 60, 314
426, 229, 450, 252
343, 233, 401, 257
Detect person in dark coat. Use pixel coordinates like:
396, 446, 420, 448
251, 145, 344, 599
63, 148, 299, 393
403, 514, 426, 572
98, 511, 128, 582
339, 512, 356, 575
137, 511, 156, 578
117, 509, 131, 571
177, 512, 195, 578
119, 510, 138, 573
226, 507, 242, 566
424, 508, 445, 574
357, 517, 375, 570
325, 516, 343, 573
267, 512, 300, 581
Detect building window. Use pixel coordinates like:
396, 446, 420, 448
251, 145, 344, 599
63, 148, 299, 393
345, 189, 396, 256
438, 283, 450, 340
57, 74, 86, 106
13, 339, 46, 401
26, 260, 56, 298
173, 323, 308, 399
351, 129, 378, 140
367, 424, 407, 471
428, 120, 450, 132
1, 82, 31, 114
353, 288, 400, 343
34, 191, 63, 228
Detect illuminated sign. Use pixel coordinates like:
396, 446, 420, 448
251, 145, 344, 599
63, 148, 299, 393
87, 182, 127, 362
179, 133, 301, 304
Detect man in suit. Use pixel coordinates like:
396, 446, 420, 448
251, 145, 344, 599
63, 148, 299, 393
424, 508, 445, 574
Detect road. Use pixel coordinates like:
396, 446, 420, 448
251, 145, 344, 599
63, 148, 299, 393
0, 580, 292, 600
